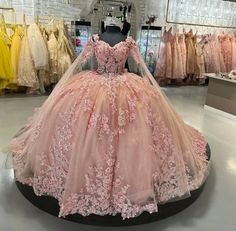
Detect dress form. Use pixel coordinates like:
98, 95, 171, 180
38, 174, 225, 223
99, 25, 129, 70
99, 26, 126, 47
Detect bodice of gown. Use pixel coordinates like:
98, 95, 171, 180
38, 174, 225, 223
93, 35, 134, 75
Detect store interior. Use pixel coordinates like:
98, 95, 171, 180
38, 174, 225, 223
0, 0, 236, 230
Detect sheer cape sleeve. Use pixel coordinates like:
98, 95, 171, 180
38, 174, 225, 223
127, 37, 160, 88
52, 36, 95, 92
127, 37, 209, 173
13, 36, 95, 134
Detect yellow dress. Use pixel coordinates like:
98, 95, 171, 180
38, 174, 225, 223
0, 17, 13, 90
10, 25, 23, 84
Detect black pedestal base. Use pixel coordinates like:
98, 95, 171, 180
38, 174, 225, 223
15, 144, 211, 226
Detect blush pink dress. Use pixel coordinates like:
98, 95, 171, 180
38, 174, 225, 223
220, 35, 232, 72
210, 35, 226, 73
154, 30, 172, 79
195, 41, 205, 78
231, 36, 236, 70
178, 34, 187, 77
9, 35, 209, 219
203, 36, 215, 73
172, 34, 185, 79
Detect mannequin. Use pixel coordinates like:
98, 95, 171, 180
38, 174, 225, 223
99, 25, 126, 47
99, 17, 129, 70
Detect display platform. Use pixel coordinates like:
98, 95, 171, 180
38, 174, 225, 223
15, 144, 211, 226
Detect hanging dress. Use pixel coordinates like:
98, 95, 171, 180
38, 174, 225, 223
210, 34, 225, 73
231, 36, 236, 70
203, 36, 214, 73
220, 34, 232, 72
0, 16, 13, 90
17, 25, 39, 89
47, 32, 59, 83
195, 40, 205, 78
154, 29, 172, 79
178, 34, 187, 77
185, 31, 196, 75
27, 23, 49, 71
57, 28, 72, 79
11, 25, 23, 84
172, 34, 184, 79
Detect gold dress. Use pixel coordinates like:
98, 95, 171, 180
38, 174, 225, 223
17, 26, 39, 90
185, 31, 196, 75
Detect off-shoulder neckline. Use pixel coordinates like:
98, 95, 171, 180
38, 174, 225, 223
93, 34, 133, 48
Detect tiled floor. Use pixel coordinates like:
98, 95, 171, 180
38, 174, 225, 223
0, 86, 236, 231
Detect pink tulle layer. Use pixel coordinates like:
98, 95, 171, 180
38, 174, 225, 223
10, 71, 209, 219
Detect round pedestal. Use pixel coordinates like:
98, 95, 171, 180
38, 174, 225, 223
15, 144, 211, 226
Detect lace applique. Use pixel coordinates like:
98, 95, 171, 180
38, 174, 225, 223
82, 99, 93, 112
88, 113, 110, 140
31, 123, 42, 142
59, 150, 157, 219
95, 37, 134, 75
146, 108, 189, 202
14, 102, 78, 200
192, 132, 207, 160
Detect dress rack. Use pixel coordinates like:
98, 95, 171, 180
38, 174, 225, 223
165, 0, 236, 29
0, 7, 14, 11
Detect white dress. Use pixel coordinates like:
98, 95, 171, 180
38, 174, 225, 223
27, 23, 49, 70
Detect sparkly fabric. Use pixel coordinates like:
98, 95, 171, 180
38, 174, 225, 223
17, 26, 39, 89
10, 35, 210, 219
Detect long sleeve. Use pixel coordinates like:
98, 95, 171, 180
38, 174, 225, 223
30, 37, 95, 120
128, 38, 159, 87
52, 37, 95, 92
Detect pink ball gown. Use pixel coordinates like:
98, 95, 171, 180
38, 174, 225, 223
9, 35, 209, 219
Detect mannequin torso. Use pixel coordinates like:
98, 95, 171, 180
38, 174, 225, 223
99, 26, 126, 47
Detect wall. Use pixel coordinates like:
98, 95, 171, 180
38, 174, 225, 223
0, 0, 81, 25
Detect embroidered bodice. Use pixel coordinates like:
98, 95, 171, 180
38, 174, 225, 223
94, 35, 135, 75
80, 34, 139, 76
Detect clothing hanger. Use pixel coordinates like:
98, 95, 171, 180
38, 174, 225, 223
34, 15, 39, 25
48, 18, 54, 25
23, 13, 26, 26
168, 26, 172, 33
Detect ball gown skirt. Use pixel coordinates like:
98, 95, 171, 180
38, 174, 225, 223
9, 35, 210, 219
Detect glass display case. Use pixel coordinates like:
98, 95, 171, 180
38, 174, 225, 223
138, 26, 162, 73
71, 21, 91, 56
